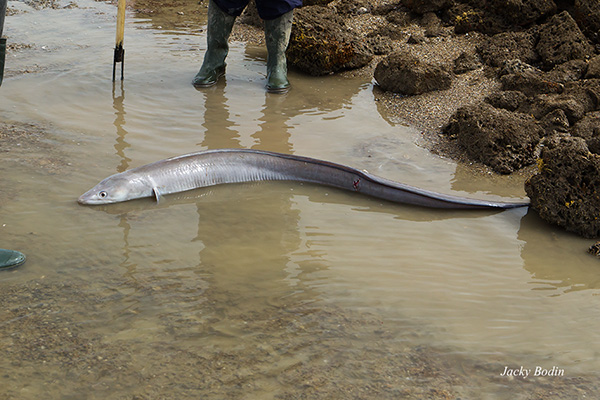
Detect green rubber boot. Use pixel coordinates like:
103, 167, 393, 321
264, 10, 293, 93
0, 248, 26, 270
192, 0, 236, 88
0, 37, 6, 87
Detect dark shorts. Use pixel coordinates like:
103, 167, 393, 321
213, 0, 302, 20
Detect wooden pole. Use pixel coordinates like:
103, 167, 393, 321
113, 0, 126, 81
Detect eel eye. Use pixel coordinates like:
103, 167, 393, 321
99, 191, 108, 198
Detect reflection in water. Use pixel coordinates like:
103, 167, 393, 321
196, 85, 300, 310
242, 44, 363, 115
197, 64, 299, 153
107, 73, 307, 319
518, 210, 600, 294
112, 80, 139, 283
193, 189, 302, 312
112, 80, 132, 173
197, 82, 241, 149
252, 92, 293, 153
117, 214, 136, 279
451, 162, 529, 199
448, 144, 600, 296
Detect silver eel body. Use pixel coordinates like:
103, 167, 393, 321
78, 148, 529, 209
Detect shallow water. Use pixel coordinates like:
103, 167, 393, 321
1, 1, 599, 398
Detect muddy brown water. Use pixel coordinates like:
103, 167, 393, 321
1, 1, 599, 398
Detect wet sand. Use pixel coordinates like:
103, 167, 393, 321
2, 276, 598, 399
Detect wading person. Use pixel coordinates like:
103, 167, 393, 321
193, 0, 301, 93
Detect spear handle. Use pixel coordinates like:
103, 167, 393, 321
113, 0, 126, 81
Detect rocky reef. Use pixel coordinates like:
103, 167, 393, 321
288, 0, 600, 239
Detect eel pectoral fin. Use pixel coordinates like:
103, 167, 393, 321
152, 187, 163, 203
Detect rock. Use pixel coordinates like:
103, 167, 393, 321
402, 0, 452, 14
586, 55, 600, 79
500, 71, 563, 97
510, 79, 600, 126
449, 4, 494, 34
588, 241, 600, 257
494, 0, 556, 27
330, 0, 370, 15
525, 135, 600, 238
421, 12, 445, 37
545, 59, 589, 83
572, 111, 600, 138
539, 108, 570, 135
287, 6, 373, 76
573, 0, 600, 44
367, 24, 407, 41
571, 111, 600, 153
536, 11, 595, 70
478, 31, 539, 68
407, 32, 427, 44
499, 59, 541, 77
302, 0, 334, 5
446, 102, 544, 174
485, 90, 527, 111
519, 93, 587, 124
453, 51, 481, 74
239, 0, 262, 27
448, 0, 556, 34
374, 51, 452, 95
366, 35, 394, 56
563, 79, 600, 114
384, 10, 412, 26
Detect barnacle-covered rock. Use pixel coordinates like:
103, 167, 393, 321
525, 135, 600, 238
286, 6, 372, 76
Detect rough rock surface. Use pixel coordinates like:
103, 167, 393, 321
545, 59, 589, 83
453, 51, 480, 74
446, 103, 544, 174
521, 93, 588, 124
525, 135, 600, 238
331, 0, 371, 15
302, 0, 334, 5
478, 31, 539, 68
587, 55, 600, 79
447, 0, 556, 35
485, 90, 527, 111
573, 0, 600, 44
402, 0, 453, 14
495, 0, 556, 27
571, 111, 600, 153
499, 71, 563, 97
374, 51, 452, 95
515, 79, 600, 122
286, 5, 373, 76
536, 11, 595, 70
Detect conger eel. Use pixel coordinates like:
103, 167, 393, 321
78, 148, 529, 209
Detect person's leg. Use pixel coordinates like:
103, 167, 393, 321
258, 1, 300, 93
263, 10, 294, 93
192, 0, 248, 87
